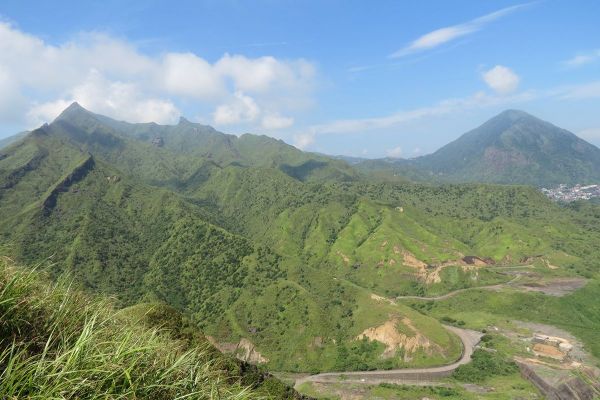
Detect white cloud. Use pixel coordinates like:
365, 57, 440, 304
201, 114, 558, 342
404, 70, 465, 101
0, 65, 27, 122
293, 131, 315, 150
28, 70, 180, 126
216, 54, 315, 94
261, 113, 294, 130
27, 100, 73, 126
310, 90, 536, 137
563, 49, 600, 68
386, 146, 402, 158
553, 81, 600, 100
213, 91, 260, 125
390, 3, 531, 58
162, 53, 223, 99
0, 21, 316, 131
482, 65, 520, 94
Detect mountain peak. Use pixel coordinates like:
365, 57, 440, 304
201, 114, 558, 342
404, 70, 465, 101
494, 109, 537, 123
417, 110, 600, 185
55, 101, 94, 122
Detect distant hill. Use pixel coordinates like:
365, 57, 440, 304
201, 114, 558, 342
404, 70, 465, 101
0, 103, 463, 372
0, 130, 29, 149
354, 110, 600, 186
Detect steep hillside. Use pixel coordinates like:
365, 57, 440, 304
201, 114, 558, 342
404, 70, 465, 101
0, 130, 28, 150
355, 110, 600, 186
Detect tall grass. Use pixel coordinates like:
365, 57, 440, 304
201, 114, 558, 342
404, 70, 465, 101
0, 257, 265, 399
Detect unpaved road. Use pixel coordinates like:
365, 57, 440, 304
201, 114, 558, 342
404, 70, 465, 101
395, 275, 522, 301
395, 276, 587, 301
294, 325, 482, 388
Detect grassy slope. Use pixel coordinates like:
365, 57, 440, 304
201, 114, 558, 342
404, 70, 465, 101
194, 173, 599, 292
0, 257, 307, 399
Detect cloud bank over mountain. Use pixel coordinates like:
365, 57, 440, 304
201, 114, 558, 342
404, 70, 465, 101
0, 21, 316, 130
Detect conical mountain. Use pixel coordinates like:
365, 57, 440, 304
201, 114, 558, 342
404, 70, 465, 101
411, 110, 600, 186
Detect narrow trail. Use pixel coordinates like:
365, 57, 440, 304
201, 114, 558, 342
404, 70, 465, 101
294, 325, 483, 388
395, 275, 522, 301
395, 275, 587, 301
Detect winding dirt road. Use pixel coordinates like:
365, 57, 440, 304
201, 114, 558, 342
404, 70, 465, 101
294, 325, 483, 388
395, 275, 587, 301
394, 280, 517, 301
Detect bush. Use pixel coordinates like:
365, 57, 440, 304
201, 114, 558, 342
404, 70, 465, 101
452, 349, 518, 383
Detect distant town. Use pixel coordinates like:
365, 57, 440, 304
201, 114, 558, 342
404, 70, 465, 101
541, 184, 600, 202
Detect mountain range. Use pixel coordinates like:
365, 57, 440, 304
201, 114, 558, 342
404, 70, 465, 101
1, 103, 600, 380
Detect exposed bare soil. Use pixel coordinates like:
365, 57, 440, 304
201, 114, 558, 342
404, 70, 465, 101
356, 316, 436, 359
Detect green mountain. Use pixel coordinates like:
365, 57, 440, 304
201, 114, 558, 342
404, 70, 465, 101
52, 102, 357, 185
0, 104, 461, 372
356, 110, 600, 186
2, 103, 600, 381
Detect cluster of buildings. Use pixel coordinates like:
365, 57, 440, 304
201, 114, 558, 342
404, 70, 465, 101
541, 184, 600, 202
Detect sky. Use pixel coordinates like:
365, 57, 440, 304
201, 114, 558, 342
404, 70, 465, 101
0, 0, 599, 158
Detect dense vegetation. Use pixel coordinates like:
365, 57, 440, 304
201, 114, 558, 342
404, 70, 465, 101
453, 349, 518, 383
1, 103, 599, 376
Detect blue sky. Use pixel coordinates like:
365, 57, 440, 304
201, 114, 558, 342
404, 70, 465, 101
1, 0, 599, 157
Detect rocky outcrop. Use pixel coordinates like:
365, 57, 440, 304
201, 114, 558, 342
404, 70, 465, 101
462, 256, 494, 266
517, 361, 598, 400
206, 336, 269, 364
151, 136, 164, 147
